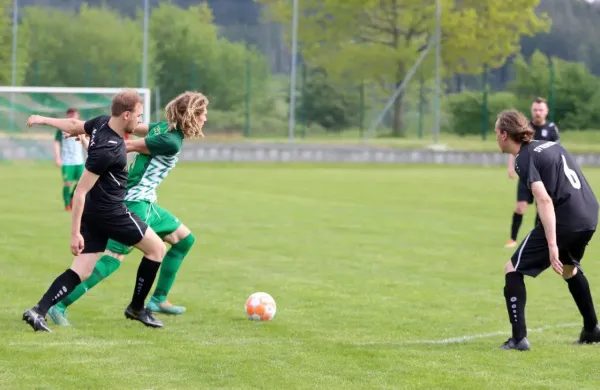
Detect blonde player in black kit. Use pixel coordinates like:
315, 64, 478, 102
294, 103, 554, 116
505, 97, 560, 248
22, 90, 167, 332
495, 110, 600, 351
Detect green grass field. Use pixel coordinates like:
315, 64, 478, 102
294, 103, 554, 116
2, 162, 600, 389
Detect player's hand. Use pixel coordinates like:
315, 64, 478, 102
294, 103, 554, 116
508, 168, 516, 179
549, 244, 562, 275
26, 115, 43, 127
63, 131, 75, 139
55, 158, 62, 168
70, 233, 85, 256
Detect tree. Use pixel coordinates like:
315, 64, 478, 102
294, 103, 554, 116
257, 0, 549, 137
22, 4, 146, 88
0, 0, 29, 85
150, 2, 269, 111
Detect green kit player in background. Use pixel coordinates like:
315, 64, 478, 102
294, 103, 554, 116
48, 91, 209, 324
53, 108, 89, 211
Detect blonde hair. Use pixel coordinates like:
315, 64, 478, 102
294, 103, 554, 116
496, 110, 534, 143
165, 91, 209, 139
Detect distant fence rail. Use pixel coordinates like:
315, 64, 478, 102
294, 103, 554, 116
4, 139, 600, 166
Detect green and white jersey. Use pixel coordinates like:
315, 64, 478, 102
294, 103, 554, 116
125, 122, 184, 203
55, 130, 85, 165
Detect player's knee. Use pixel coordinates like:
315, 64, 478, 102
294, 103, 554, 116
562, 265, 578, 280
104, 250, 125, 262
146, 236, 167, 262
504, 260, 516, 274
515, 202, 527, 214
172, 232, 195, 256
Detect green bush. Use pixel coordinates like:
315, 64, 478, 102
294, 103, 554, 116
444, 91, 517, 136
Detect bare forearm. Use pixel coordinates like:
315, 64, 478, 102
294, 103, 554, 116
42, 117, 85, 135
71, 191, 86, 235
53, 142, 61, 160
537, 200, 557, 246
133, 123, 149, 137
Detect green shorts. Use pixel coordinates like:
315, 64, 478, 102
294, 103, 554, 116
106, 201, 182, 255
62, 164, 84, 182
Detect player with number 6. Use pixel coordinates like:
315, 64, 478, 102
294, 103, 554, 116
494, 109, 600, 351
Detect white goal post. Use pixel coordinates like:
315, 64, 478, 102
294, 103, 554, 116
0, 87, 152, 130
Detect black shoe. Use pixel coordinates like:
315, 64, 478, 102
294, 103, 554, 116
575, 325, 600, 344
500, 337, 530, 351
22, 308, 52, 332
124, 305, 163, 328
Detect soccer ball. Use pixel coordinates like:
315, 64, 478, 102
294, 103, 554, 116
245, 292, 276, 321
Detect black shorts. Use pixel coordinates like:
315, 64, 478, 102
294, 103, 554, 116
511, 226, 595, 277
517, 181, 534, 204
80, 209, 148, 254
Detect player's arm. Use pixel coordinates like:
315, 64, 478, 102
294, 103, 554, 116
78, 135, 89, 150
53, 131, 62, 167
126, 138, 151, 154
531, 182, 557, 247
129, 132, 180, 156
71, 169, 99, 236
132, 123, 150, 137
552, 124, 560, 142
26, 115, 86, 136
507, 154, 516, 179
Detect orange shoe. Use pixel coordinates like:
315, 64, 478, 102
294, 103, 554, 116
65, 205, 72, 211
504, 239, 517, 248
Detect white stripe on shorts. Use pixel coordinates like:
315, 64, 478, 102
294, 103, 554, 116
514, 231, 533, 270
127, 211, 144, 239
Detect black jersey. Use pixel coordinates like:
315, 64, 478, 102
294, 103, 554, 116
531, 121, 559, 142
83, 115, 128, 214
515, 140, 598, 233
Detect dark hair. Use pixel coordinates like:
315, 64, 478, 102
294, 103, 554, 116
533, 97, 547, 105
496, 110, 534, 143
111, 89, 143, 116
66, 107, 79, 115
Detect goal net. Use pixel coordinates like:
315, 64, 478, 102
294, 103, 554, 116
0, 87, 151, 137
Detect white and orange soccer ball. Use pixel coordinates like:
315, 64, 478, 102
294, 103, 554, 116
245, 292, 276, 321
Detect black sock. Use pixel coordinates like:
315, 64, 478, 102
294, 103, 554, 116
566, 271, 598, 332
130, 257, 161, 311
504, 272, 527, 341
511, 212, 523, 241
35, 269, 81, 317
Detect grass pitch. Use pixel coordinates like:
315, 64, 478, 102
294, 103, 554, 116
2, 162, 600, 389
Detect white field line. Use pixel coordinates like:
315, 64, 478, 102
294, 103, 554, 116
7, 323, 582, 348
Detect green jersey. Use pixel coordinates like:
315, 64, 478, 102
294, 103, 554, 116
125, 122, 184, 203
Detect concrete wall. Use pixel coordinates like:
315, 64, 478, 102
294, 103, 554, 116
3, 138, 600, 166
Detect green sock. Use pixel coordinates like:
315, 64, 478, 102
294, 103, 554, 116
57, 255, 121, 309
152, 234, 195, 302
62, 185, 70, 207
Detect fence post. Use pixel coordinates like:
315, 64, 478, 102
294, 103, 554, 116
481, 63, 488, 141
418, 76, 425, 139
548, 57, 555, 122
359, 81, 365, 138
244, 58, 251, 137
299, 63, 307, 138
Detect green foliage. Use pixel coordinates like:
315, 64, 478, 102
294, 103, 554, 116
150, 2, 269, 111
294, 69, 363, 131
510, 50, 600, 130
0, 0, 29, 85
444, 91, 517, 136
22, 5, 145, 87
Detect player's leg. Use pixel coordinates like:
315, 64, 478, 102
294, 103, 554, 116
146, 205, 194, 315
61, 165, 73, 210
48, 240, 132, 326
22, 223, 107, 332
107, 209, 166, 327
500, 226, 549, 351
560, 230, 600, 344
506, 183, 533, 248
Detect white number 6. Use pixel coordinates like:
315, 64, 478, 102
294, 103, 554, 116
562, 155, 581, 189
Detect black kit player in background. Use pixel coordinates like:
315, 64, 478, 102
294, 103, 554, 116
505, 97, 560, 249
22, 89, 167, 332
495, 109, 600, 351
